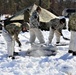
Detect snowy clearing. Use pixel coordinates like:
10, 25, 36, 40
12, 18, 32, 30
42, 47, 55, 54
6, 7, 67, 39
0, 28, 76, 75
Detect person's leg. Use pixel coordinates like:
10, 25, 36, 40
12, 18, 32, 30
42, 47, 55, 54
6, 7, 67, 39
71, 31, 76, 55
12, 38, 16, 55
35, 28, 45, 44
8, 36, 18, 58
29, 28, 36, 44
2, 30, 14, 57
68, 31, 74, 53
7, 39, 15, 59
7, 41, 14, 57
55, 30, 61, 44
48, 27, 54, 44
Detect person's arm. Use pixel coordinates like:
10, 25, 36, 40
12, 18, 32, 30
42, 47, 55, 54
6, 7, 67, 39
50, 19, 57, 30
34, 14, 39, 22
58, 29, 63, 36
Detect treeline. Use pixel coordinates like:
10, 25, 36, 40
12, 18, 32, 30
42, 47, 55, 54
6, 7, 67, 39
0, 0, 50, 15
50, 0, 76, 16
0, 0, 76, 16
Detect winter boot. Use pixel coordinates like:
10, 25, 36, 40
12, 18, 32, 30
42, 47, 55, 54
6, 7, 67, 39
9, 56, 15, 59
12, 56, 15, 59
72, 52, 76, 56
13, 52, 19, 56
56, 42, 60, 44
68, 50, 73, 53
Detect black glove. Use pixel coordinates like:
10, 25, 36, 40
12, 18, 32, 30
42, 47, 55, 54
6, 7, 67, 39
60, 32, 63, 36
51, 26, 55, 30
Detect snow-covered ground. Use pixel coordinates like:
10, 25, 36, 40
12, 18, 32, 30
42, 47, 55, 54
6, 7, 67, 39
0, 17, 76, 75
0, 27, 76, 75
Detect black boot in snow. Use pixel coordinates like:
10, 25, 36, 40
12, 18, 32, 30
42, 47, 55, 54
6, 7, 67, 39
12, 56, 15, 59
13, 52, 19, 56
56, 42, 60, 44
72, 52, 76, 56
68, 50, 73, 53
9, 56, 15, 59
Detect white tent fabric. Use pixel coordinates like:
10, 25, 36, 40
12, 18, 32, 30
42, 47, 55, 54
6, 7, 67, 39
11, 14, 24, 20
30, 4, 58, 22
11, 4, 58, 22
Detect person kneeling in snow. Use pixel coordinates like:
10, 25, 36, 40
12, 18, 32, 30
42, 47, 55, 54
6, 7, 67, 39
48, 18, 66, 44
68, 13, 76, 56
29, 6, 45, 45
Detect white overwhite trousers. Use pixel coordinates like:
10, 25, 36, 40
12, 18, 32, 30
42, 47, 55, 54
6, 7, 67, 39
69, 31, 76, 52
48, 27, 60, 43
29, 28, 45, 44
2, 28, 15, 56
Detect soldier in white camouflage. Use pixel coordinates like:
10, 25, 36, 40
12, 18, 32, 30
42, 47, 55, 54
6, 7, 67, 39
2, 22, 22, 59
2, 9, 30, 59
68, 13, 76, 56
48, 18, 66, 44
29, 6, 45, 45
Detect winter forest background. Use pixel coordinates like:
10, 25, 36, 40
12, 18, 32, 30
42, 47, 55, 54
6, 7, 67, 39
0, 0, 76, 16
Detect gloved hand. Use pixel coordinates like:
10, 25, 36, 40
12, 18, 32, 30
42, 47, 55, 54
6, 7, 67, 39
51, 26, 55, 30
60, 32, 63, 36
19, 42, 21, 47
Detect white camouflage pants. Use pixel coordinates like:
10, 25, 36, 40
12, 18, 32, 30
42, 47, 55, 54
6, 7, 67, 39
48, 27, 60, 44
2, 28, 15, 57
29, 28, 45, 44
69, 31, 76, 52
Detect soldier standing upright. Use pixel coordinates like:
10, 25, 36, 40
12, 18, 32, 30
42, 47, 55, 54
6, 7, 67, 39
68, 13, 76, 56
29, 6, 45, 45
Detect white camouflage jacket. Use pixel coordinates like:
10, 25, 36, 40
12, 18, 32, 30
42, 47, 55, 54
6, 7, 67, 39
47, 18, 65, 31
29, 10, 40, 28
